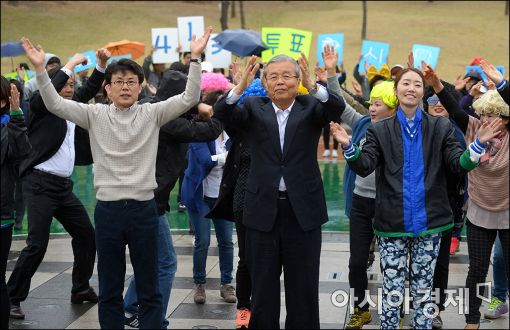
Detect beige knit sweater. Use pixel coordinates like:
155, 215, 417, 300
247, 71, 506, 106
36, 62, 201, 201
465, 116, 509, 212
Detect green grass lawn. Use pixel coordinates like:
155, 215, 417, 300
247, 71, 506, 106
2, 1, 508, 82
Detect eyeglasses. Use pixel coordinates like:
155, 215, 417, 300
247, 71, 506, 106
266, 74, 298, 82
111, 80, 139, 88
427, 95, 440, 106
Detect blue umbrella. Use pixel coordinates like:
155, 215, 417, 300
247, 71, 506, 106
212, 29, 268, 57
1, 41, 25, 71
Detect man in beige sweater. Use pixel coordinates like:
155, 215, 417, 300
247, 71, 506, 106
20, 29, 211, 329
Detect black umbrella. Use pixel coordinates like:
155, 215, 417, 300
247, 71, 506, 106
1, 41, 25, 71
213, 29, 268, 57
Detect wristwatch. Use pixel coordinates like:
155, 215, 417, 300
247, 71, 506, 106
308, 83, 318, 95
190, 57, 202, 64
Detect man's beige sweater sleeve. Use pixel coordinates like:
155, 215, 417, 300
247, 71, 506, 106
150, 61, 202, 127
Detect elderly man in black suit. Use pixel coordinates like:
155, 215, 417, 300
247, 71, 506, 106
214, 53, 345, 329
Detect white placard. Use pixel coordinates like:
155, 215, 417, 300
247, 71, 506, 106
206, 33, 232, 68
151, 28, 179, 64
177, 16, 204, 52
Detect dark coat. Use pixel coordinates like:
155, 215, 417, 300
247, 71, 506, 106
1, 120, 31, 220
20, 68, 104, 176
213, 90, 344, 232
346, 112, 467, 236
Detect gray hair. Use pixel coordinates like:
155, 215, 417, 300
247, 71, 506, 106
264, 55, 300, 79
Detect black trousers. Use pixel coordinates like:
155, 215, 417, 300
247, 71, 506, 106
348, 194, 375, 311
234, 210, 252, 310
433, 230, 452, 311
322, 125, 338, 151
1, 227, 13, 329
246, 197, 321, 329
7, 171, 96, 305
465, 220, 509, 324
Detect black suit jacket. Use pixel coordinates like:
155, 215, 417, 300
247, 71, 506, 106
214, 90, 344, 232
20, 68, 104, 176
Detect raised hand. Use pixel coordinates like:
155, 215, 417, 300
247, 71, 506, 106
422, 64, 443, 92
480, 59, 503, 85
330, 121, 350, 147
469, 80, 484, 97
190, 26, 213, 58
233, 55, 259, 95
298, 52, 315, 90
322, 44, 338, 72
454, 74, 470, 91
351, 80, 362, 96
96, 48, 112, 68
314, 66, 327, 83
64, 53, 88, 72
407, 51, 414, 68
477, 118, 502, 144
20, 37, 45, 73
9, 84, 20, 110
229, 61, 242, 85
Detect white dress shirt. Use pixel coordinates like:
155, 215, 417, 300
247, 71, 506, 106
34, 65, 106, 178
225, 84, 329, 191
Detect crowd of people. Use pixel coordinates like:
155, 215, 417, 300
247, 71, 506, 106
0, 28, 508, 330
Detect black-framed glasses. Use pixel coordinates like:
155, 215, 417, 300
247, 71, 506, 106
111, 80, 139, 88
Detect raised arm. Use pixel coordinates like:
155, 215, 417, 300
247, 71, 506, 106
480, 59, 509, 105
151, 26, 213, 126
322, 44, 362, 127
331, 121, 381, 177
21, 37, 93, 129
423, 64, 469, 133
73, 48, 110, 103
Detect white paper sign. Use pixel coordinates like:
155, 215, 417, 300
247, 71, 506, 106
177, 16, 204, 52
151, 28, 179, 64
206, 33, 232, 68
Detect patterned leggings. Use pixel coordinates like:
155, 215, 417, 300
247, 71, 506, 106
379, 234, 441, 329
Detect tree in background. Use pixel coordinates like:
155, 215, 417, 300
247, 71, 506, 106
361, 1, 367, 39
221, 0, 230, 30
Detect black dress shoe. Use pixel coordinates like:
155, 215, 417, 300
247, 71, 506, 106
71, 287, 98, 304
10, 305, 25, 319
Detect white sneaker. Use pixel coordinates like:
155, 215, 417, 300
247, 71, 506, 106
332, 150, 338, 158
322, 149, 331, 157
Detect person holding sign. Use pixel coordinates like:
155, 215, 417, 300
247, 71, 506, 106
214, 54, 344, 329
331, 67, 502, 329
19, 26, 212, 329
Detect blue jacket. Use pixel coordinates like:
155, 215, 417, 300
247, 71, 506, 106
181, 141, 217, 214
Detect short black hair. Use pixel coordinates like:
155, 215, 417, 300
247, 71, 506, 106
47, 65, 64, 79
105, 59, 144, 85
170, 61, 188, 74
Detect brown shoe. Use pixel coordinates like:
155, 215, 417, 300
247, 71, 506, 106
71, 287, 98, 304
194, 284, 206, 304
220, 284, 237, 303
10, 305, 25, 319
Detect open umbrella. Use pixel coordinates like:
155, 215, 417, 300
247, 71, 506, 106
1, 41, 26, 71
103, 40, 145, 60
213, 29, 268, 57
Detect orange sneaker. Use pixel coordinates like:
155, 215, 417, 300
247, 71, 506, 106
236, 308, 250, 329
450, 237, 460, 255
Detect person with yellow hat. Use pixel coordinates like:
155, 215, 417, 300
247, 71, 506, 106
322, 44, 397, 329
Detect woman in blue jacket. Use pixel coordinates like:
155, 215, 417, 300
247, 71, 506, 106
331, 67, 502, 329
